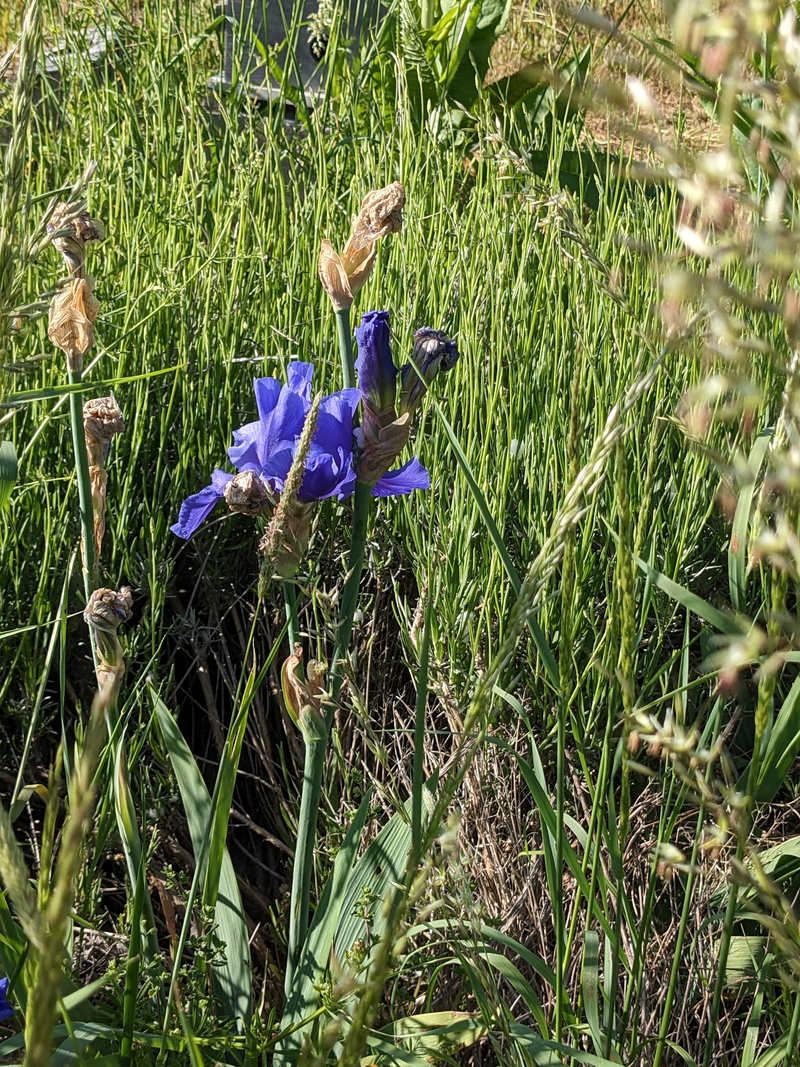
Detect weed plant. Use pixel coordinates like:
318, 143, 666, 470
1, 0, 798, 1064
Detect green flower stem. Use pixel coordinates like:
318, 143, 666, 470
325, 482, 371, 728
68, 371, 97, 594
284, 729, 325, 995
68, 370, 99, 671
284, 481, 372, 996
283, 579, 300, 651
335, 307, 356, 390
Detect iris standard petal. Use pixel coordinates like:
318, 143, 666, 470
313, 388, 360, 457
286, 360, 314, 401
355, 310, 398, 413
230, 368, 312, 470
371, 456, 430, 497
170, 469, 233, 538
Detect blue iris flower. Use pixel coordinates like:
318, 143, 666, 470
0, 977, 13, 1023
172, 358, 428, 541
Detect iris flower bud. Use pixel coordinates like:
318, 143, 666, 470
399, 328, 460, 416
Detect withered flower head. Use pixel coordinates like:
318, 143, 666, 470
48, 201, 105, 276
84, 586, 133, 634
48, 277, 100, 372
223, 470, 273, 515
319, 182, 405, 311
84, 395, 125, 466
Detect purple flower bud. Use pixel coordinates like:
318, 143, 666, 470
355, 311, 399, 415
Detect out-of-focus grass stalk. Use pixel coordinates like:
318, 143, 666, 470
0, 0, 41, 345
554, 342, 582, 1041
22, 685, 111, 1067
703, 559, 789, 1067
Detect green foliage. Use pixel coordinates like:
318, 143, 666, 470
397, 0, 511, 135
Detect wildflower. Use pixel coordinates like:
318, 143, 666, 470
318, 182, 405, 311
171, 363, 360, 541
0, 978, 12, 1023
172, 355, 432, 547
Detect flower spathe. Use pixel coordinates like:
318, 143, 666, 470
171, 360, 429, 542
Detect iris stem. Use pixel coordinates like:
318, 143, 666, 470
283, 580, 300, 651
335, 307, 356, 390
68, 369, 99, 670
283, 481, 371, 997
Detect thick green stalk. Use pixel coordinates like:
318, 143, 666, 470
67, 371, 98, 599
283, 580, 300, 650
283, 482, 371, 995
325, 482, 371, 728
335, 307, 356, 390
284, 731, 325, 995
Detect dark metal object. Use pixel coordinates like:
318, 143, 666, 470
218, 0, 385, 101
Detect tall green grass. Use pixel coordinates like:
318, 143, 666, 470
2, 0, 797, 1063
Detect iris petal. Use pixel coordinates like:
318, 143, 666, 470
170, 469, 232, 539
372, 457, 430, 497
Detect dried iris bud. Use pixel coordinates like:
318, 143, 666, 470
48, 277, 99, 372
318, 182, 405, 310
223, 470, 273, 516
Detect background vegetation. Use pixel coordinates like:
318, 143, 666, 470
2, 0, 800, 1064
